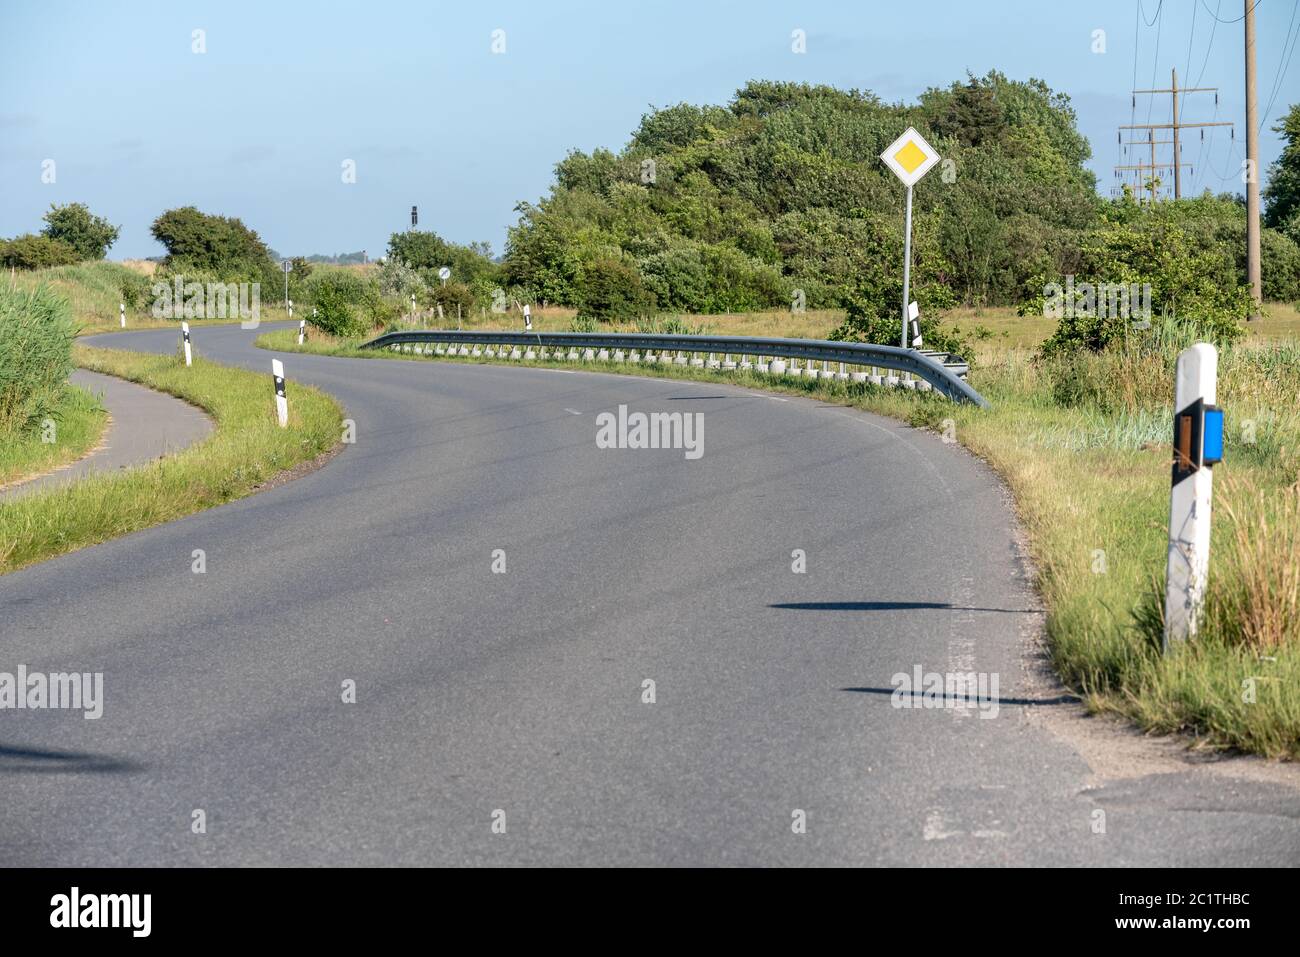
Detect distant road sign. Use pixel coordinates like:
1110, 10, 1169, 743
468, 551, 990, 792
881, 127, 940, 187
281, 259, 292, 273
438, 266, 451, 281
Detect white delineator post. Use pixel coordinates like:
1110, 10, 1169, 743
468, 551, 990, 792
181, 321, 192, 366
120, 302, 126, 328
1164, 343, 1219, 650
298, 317, 306, 345
272, 359, 289, 428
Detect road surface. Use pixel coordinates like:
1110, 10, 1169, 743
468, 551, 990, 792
2, 323, 1296, 866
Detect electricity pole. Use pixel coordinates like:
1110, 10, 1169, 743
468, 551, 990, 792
1245, 0, 1262, 320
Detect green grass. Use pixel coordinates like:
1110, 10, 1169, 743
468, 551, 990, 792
258, 325, 1300, 759
0, 385, 107, 488
0, 343, 344, 574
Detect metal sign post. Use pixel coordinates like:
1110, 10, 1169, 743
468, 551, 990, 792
1164, 343, 1223, 650
880, 127, 940, 351
281, 259, 292, 309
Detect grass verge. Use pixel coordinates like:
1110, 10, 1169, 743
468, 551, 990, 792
0, 385, 107, 489
0, 344, 344, 574
257, 326, 1300, 759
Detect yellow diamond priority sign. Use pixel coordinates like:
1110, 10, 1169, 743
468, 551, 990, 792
881, 127, 940, 187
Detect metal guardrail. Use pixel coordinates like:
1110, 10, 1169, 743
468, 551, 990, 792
361, 329, 989, 407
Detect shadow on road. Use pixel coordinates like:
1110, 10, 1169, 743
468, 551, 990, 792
840, 687, 1077, 707
771, 600, 1034, 614
0, 743, 141, 775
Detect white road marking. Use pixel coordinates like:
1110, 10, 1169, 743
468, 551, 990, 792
564, 408, 582, 415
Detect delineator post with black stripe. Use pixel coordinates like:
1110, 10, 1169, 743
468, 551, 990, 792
1164, 343, 1224, 650
181, 321, 192, 366
272, 359, 288, 428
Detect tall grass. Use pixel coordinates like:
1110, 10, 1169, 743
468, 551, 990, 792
0, 283, 77, 433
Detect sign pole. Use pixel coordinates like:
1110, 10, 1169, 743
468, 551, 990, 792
901, 184, 913, 349
1164, 343, 1222, 650
879, 127, 937, 351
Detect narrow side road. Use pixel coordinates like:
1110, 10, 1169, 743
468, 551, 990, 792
0, 369, 212, 501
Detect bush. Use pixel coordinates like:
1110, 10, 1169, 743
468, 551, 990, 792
0, 284, 77, 433
576, 257, 656, 322
118, 269, 153, 310
420, 279, 475, 322
41, 203, 119, 260
0, 234, 80, 270
1033, 211, 1249, 356
303, 270, 382, 338
830, 270, 968, 356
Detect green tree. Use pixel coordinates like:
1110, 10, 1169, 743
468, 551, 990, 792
150, 207, 277, 282
40, 203, 119, 260
1263, 102, 1300, 243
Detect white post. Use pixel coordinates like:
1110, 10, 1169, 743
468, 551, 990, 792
181, 321, 192, 366
272, 359, 289, 428
120, 302, 126, 328
410, 294, 416, 325
1164, 343, 1219, 650
298, 318, 306, 345
901, 183, 913, 349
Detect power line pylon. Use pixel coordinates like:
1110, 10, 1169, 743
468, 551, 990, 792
1117, 68, 1233, 200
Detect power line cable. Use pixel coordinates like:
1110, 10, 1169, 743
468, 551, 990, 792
1200, 0, 1262, 24
1260, 1, 1300, 130
1146, 1, 1165, 126
1193, 0, 1222, 85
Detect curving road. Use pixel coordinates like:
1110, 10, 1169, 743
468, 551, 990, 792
2, 323, 1296, 866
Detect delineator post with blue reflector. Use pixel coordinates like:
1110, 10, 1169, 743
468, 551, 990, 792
1165, 343, 1221, 650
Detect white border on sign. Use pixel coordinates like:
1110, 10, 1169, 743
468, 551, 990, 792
880, 127, 940, 187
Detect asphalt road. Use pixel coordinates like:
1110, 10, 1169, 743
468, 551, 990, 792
2, 322, 1296, 866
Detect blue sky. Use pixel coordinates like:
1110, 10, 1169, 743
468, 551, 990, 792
1, 0, 1296, 259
